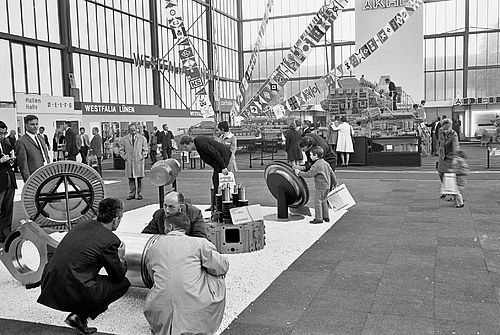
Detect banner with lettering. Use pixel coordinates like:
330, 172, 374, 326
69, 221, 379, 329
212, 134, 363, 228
231, 0, 274, 118
164, 0, 214, 118
239, 0, 348, 117
274, 0, 423, 114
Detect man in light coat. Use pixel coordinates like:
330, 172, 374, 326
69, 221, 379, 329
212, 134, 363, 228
144, 212, 228, 335
15, 115, 50, 181
119, 124, 148, 200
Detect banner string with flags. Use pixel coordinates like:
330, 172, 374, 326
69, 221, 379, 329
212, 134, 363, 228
238, 0, 348, 118
230, 0, 275, 119
269, 0, 424, 118
164, 0, 214, 118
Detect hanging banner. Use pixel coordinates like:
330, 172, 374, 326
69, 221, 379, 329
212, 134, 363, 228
274, 0, 423, 113
238, 0, 348, 116
164, 0, 214, 118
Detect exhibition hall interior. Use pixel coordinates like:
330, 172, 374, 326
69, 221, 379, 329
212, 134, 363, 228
1, 1, 500, 335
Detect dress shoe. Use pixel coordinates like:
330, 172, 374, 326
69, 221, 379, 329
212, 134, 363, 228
309, 219, 323, 224
65, 313, 97, 334
456, 204, 464, 208
137, 195, 143, 200
126, 195, 135, 200
440, 194, 446, 198
324, 218, 330, 222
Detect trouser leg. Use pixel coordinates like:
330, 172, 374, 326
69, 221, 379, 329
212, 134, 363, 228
136, 177, 143, 196
212, 169, 220, 192
166, 148, 172, 159
97, 157, 102, 176
128, 178, 136, 197
0, 182, 15, 242
314, 189, 328, 221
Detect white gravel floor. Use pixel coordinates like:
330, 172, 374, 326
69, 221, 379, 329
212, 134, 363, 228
0, 204, 347, 334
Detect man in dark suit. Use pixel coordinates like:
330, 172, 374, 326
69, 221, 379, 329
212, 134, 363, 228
142, 191, 206, 238
37, 198, 131, 335
77, 127, 90, 164
89, 127, 103, 176
63, 121, 79, 161
385, 78, 398, 110
157, 124, 174, 159
298, 133, 337, 171
15, 115, 50, 182
0, 121, 17, 244
180, 135, 231, 193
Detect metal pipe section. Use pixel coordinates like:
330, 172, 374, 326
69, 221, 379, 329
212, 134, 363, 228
0, 221, 162, 289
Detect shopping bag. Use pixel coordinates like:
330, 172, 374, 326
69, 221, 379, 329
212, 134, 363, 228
326, 184, 356, 212
440, 173, 459, 195
219, 171, 236, 190
171, 139, 178, 150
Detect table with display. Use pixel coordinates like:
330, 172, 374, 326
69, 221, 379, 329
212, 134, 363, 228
348, 136, 421, 167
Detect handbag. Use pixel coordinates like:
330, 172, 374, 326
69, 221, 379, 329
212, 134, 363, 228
440, 173, 459, 195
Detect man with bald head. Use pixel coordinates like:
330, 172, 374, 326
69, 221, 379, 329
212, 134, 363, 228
141, 191, 207, 238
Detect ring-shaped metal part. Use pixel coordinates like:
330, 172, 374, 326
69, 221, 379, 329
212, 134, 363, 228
264, 161, 309, 208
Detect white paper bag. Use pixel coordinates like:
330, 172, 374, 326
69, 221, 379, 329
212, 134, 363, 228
219, 171, 236, 189
326, 184, 356, 212
440, 173, 459, 195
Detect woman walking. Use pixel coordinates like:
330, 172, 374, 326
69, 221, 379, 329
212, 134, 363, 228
437, 118, 459, 197
331, 116, 354, 167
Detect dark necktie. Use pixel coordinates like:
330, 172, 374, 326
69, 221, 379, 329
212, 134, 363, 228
132, 135, 135, 146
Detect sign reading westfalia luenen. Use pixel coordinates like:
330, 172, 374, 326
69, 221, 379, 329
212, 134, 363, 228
363, 0, 408, 10
79, 102, 159, 115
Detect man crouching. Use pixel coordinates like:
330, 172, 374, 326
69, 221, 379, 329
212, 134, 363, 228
37, 198, 131, 334
144, 212, 229, 335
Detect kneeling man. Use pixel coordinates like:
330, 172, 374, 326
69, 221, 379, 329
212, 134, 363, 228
144, 212, 229, 335
38, 198, 131, 334
142, 191, 207, 238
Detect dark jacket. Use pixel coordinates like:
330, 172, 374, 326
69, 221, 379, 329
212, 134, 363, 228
284, 129, 302, 161
15, 133, 49, 181
38, 220, 129, 313
388, 81, 397, 96
64, 127, 79, 156
297, 158, 337, 191
303, 133, 336, 171
194, 136, 231, 171
157, 130, 174, 150
0, 139, 17, 191
142, 204, 207, 238
90, 134, 103, 157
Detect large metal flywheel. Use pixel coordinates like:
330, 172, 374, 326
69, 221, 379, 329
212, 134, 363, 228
22, 161, 105, 230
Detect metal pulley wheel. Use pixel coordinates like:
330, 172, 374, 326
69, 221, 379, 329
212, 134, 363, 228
150, 159, 181, 186
264, 161, 309, 208
22, 161, 105, 230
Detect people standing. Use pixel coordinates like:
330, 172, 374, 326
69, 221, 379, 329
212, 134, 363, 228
119, 124, 148, 200
63, 121, 79, 161
158, 124, 174, 159
7, 130, 19, 172
78, 127, 90, 164
452, 118, 462, 141
0, 121, 17, 245
37, 198, 131, 335
38, 126, 51, 151
284, 123, 302, 166
149, 126, 159, 165
326, 118, 339, 153
295, 146, 337, 224
385, 78, 398, 110
143, 126, 150, 143
143, 212, 229, 335
426, 116, 441, 155
217, 121, 238, 173
298, 133, 337, 171
437, 118, 459, 194
301, 121, 312, 137
89, 127, 103, 176
53, 125, 65, 162
331, 116, 354, 167
15, 115, 50, 181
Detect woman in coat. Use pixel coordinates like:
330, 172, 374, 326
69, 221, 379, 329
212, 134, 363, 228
217, 121, 238, 172
437, 119, 459, 196
326, 118, 339, 153
284, 123, 302, 165
331, 116, 354, 167
119, 124, 148, 200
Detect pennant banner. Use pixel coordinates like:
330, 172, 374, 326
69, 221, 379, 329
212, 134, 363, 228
238, 0, 348, 117
274, 0, 423, 113
164, 0, 214, 118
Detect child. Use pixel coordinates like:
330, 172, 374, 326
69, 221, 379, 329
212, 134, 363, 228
451, 150, 469, 208
294, 146, 337, 224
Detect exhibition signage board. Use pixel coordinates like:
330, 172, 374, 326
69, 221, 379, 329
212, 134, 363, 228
164, 0, 214, 118
453, 97, 500, 106
15, 93, 74, 114
362, 0, 408, 10
230, 205, 263, 225
79, 102, 160, 115
270, 0, 423, 116
241, 0, 348, 117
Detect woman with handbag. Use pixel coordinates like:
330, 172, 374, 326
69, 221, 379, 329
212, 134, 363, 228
331, 116, 354, 167
437, 118, 459, 197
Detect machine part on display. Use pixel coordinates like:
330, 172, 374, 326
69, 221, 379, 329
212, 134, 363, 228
150, 159, 181, 187
22, 161, 105, 230
206, 220, 265, 254
0, 220, 163, 289
264, 161, 310, 219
